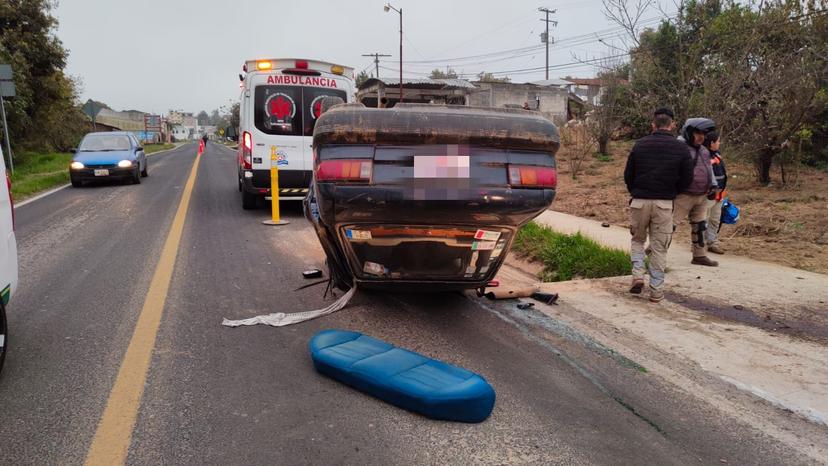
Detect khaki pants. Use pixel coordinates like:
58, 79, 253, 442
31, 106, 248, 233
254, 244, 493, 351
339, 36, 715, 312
629, 199, 673, 291
673, 193, 710, 258
707, 199, 723, 247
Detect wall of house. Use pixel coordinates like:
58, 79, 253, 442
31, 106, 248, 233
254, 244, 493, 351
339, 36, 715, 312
468, 82, 569, 121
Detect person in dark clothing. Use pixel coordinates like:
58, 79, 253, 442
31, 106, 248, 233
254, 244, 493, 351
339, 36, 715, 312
202, 134, 209, 146
623, 107, 693, 302
704, 131, 728, 254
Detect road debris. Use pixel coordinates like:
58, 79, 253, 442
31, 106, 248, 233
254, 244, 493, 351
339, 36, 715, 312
302, 269, 323, 279
221, 286, 357, 328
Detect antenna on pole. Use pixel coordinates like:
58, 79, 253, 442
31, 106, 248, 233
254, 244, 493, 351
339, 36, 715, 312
538, 7, 558, 80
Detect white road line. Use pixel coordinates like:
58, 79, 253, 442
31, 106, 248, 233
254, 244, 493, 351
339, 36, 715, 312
13, 144, 189, 210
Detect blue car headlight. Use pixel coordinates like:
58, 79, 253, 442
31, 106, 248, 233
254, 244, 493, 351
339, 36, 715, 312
70, 161, 85, 170
117, 160, 134, 168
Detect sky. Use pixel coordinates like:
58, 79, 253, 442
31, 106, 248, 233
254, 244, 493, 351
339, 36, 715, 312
54, 0, 673, 115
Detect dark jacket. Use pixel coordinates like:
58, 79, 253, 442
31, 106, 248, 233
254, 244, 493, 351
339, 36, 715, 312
710, 150, 728, 201
624, 130, 693, 200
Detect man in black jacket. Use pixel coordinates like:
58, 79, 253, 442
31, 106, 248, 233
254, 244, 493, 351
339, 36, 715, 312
623, 108, 693, 302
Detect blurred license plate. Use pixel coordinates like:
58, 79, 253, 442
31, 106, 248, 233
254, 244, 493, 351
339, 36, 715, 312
414, 155, 469, 178
94, 169, 109, 176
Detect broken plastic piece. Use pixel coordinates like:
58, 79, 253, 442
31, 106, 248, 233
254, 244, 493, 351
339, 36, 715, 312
531, 292, 559, 305
302, 269, 323, 279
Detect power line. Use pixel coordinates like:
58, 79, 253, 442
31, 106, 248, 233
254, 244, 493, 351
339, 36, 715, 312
361, 52, 392, 78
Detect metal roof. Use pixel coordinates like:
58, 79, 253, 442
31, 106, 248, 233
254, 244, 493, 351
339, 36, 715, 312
359, 77, 476, 90
531, 78, 574, 87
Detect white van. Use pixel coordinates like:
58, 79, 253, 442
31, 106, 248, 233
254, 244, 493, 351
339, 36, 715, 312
0, 145, 18, 372
236, 58, 355, 209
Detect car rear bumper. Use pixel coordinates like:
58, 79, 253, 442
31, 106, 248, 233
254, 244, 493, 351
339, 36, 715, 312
241, 169, 311, 197
309, 183, 555, 289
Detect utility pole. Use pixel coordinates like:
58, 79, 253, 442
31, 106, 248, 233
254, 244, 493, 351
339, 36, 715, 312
538, 7, 558, 80
361, 53, 392, 78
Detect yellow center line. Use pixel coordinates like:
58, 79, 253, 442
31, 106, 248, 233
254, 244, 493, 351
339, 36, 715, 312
85, 152, 201, 466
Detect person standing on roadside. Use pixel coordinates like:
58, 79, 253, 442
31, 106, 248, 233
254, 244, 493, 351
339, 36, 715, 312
624, 108, 693, 303
704, 131, 727, 255
673, 118, 719, 267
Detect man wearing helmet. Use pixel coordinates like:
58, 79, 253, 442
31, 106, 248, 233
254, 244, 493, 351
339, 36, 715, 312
624, 107, 693, 302
674, 118, 719, 267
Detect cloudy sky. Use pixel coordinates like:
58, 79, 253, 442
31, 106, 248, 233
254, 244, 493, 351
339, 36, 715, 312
54, 0, 673, 115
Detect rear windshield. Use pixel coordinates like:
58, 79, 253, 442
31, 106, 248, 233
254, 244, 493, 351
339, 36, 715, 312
254, 85, 347, 137
79, 134, 132, 151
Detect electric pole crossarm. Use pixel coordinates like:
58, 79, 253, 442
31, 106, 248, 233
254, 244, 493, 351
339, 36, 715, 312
361, 53, 392, 78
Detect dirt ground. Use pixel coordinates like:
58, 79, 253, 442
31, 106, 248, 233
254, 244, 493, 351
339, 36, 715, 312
552, 141, 828, 274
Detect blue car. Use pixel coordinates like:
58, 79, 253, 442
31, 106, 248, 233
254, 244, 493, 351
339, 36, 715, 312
69, 132, 148, 187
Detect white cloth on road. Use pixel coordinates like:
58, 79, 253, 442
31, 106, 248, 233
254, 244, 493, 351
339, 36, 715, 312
221, 286, 356, 328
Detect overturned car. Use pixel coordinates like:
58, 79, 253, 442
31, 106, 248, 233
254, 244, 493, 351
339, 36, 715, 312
304, 103, 560, 292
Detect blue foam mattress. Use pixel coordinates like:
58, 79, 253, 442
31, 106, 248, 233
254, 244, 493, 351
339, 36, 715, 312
309, 329, 495, 423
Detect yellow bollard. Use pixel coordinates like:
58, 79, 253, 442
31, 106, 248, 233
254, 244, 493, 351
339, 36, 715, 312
262, 147, 290, 226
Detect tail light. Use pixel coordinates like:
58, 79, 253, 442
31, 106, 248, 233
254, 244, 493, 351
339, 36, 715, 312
317, 160, 372, 182
241, 131, 252, 169
6, 172, 13, 230
508, 165, 557, 188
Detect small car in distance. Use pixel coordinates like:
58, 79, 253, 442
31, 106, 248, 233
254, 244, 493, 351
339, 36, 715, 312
69, 132, 148, 186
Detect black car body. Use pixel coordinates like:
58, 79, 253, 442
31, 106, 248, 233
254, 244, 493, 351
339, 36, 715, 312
304, 103, 560, 291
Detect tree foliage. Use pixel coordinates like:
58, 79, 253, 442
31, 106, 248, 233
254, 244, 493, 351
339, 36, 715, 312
0, 0, 87, 153
476, 72, 511, 83
606, 0, 828, 184
430, 68, 459, 79
355, 70, 371, 87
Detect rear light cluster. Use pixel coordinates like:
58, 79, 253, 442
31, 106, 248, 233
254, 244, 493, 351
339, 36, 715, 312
508, 165, 557, 188
6, 172, 13, 230
317, 160, 372, 182
241, 131, 253, 169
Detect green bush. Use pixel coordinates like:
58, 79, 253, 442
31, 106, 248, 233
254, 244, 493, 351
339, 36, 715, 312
513, 222, 631, 281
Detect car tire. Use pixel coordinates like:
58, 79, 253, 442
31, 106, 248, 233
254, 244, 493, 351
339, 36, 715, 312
238, 175, 243, 192
242, 190, 257, 210
141, 162, 148, 177
0, 300, 8, 375
71, 177, 81, 188
132, 167, 141, 184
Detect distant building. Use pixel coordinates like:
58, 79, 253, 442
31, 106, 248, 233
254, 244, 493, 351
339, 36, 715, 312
468, 81, 584, 124
90, 108, 161, 143
357, 77, 475, 107
564, 78, 628, 106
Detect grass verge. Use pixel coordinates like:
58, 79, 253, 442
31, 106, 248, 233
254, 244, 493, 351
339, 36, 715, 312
9, 152, 72, 200
144, 143, 175, 154
513, 221, 631, 281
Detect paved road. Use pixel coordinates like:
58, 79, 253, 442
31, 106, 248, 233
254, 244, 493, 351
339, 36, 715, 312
0, 143, 812, 465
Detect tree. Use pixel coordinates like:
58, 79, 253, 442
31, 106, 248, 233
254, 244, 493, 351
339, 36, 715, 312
355, 70, 371, 87
604, 0, 828, 184
196, 110, 210, 125
430, 68, 458, 79
476, 72, 511, 83
0, 0, 87, 152
229, 102, 240, 131
588, 63, 628, 155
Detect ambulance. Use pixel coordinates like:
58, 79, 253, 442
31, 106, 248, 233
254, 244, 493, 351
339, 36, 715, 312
236, 58, 355, 209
